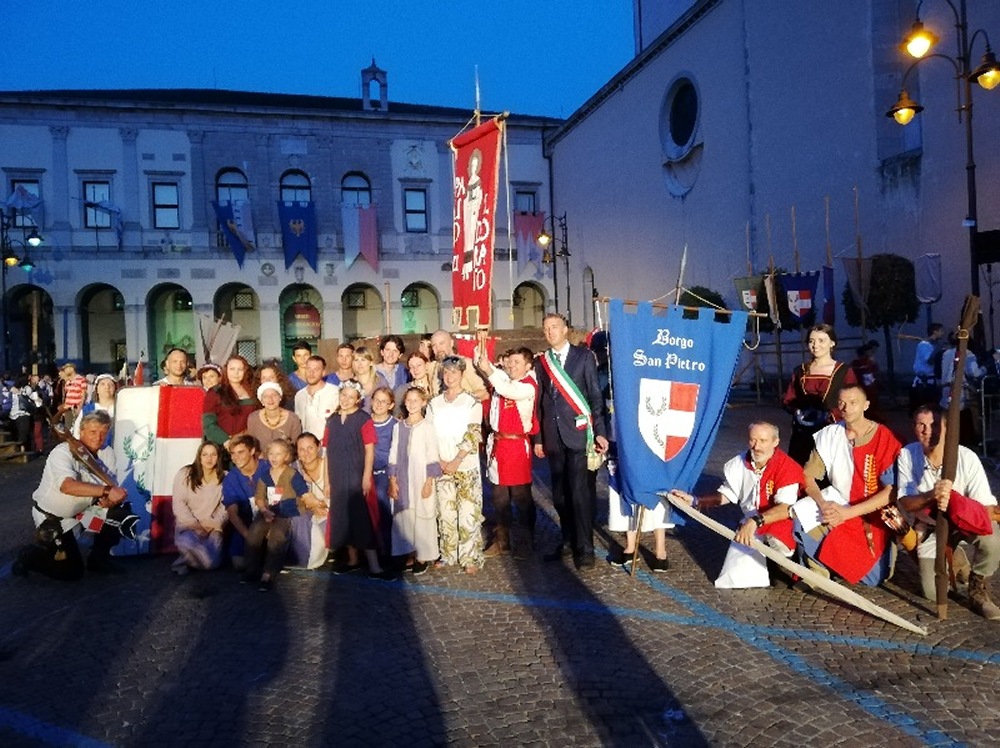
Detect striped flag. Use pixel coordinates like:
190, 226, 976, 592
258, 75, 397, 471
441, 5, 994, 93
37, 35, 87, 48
113, 386, 204, 555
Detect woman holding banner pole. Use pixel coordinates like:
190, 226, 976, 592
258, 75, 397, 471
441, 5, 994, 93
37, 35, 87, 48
783, 324, 856, 465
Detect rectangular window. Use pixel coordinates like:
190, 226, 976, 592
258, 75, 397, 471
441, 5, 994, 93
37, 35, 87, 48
84, 181, 112, 228
401, 290, 419, 308
280, 185, 310, 203
404, 188, 427, 233
234, 290, 255, 310
217, 184, 248, 203
153, 182, 180, 229
236, 340, 259, 366
346, 290, 366, 309
515, 191, 536, 214
10, 179, 40, 228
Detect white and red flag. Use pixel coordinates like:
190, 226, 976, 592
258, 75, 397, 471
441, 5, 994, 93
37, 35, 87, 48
450, 117, 503, 330
113, 386, 204, 554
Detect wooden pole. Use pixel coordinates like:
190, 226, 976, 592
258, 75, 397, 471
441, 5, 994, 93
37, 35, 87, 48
745, 221, 752, 275
854, 186, 867, 343
665, 494, 927, 635
791, 205, 800, 273
937, 295, 980, 619
769, 254, 784, 398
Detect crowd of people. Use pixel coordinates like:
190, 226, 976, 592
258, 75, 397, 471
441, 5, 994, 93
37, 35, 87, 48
654, 321, 1000, 621
12, 316, 1000, 623
12, 315, 611, 588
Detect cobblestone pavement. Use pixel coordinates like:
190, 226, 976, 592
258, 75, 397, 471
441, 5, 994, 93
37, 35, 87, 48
1, 403, 998, 747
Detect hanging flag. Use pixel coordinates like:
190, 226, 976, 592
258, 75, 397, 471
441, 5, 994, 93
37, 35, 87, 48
84, 200, 125, 249
822, 265, 835, 325
5, 185, 43, 212
842, 257, 873, 309
197, 313, 241, 367
113, 386, 204, 555
609, 300, 748, 515
342, 202, 362, 269
278, 201, 318, 271
763, 273, 781, 328
212, 200, 256, 267
133, 356, 145, 386
782, 271, 820, 324
359, 204, 379, 272
450, 117, 503, 330
513, 212, 546, 276
733, 276, 763, 311
914, 253, 942, 304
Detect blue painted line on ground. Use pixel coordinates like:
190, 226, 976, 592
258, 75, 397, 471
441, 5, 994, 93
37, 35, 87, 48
0, 705, 111, 748
322, 571, 967, 745
640, 572, 966, 748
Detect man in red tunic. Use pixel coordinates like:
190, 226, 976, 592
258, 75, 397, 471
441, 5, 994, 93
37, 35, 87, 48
791, 384, 901, 585
669, 421, 804, 587
476, 346, 539, 558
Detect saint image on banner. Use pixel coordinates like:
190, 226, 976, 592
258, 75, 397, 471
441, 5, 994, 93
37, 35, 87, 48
450, 118, 503, 330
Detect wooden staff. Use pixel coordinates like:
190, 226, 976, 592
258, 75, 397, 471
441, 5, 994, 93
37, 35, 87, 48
48, 414, 117, 487
936, 295, 980, 619
854, 186, 867, 343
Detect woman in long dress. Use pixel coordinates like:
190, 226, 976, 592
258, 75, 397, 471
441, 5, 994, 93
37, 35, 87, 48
389, 386, 441, 574
783, 324, 856, 465
325, 379, 391, 579
172, 441, 228, 574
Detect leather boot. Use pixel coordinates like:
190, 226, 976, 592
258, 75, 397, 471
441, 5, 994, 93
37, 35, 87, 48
511, 526, 534, 560
968, 572, 1000, 621
484, 526, 510, 557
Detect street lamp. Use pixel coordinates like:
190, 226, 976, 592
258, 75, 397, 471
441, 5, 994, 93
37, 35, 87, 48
886, 0, 1000, 296
537, 212, 572, 324
1, 209, 44, 371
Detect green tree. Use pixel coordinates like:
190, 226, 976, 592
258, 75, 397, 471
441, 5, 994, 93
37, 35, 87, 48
842, 253, 919, 391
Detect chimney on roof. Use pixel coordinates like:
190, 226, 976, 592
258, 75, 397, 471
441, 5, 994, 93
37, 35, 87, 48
361, 58, 388, 112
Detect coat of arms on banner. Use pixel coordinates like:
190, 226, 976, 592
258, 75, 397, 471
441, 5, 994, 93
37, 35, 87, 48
787, 289, 812, 317
638, 379, 699, 461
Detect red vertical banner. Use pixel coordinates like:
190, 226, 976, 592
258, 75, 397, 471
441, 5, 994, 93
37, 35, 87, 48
450, 118, 503, 330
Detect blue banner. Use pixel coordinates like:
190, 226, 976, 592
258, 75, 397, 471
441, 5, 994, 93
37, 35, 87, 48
782, 271, 820, 324
212, 200, 254, 267
277, 201, 318, 271
610, 300, 747, 513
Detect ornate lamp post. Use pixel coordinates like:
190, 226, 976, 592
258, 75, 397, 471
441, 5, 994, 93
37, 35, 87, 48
1, 209, 43, 371
537, 212, 572, 324
886, 0, 1000, 296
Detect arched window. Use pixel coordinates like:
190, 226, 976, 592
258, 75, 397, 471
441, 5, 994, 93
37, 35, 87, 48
342, 172, 371, 206
216, 168, 248, 203
280, 170, 311, 203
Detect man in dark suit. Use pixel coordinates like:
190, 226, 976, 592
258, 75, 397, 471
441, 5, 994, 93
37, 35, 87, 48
533, 313, 609, 570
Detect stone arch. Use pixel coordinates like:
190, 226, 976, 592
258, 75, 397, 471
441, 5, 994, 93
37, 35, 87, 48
400, 282, 440, 335
79, 282, 125, 372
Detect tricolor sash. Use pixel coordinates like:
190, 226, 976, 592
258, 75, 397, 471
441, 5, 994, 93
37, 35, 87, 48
538, 349, 596, 458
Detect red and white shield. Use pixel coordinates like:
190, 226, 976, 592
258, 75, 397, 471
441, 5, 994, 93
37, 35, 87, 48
787, 289, 812, 318
638, 379, 700, 461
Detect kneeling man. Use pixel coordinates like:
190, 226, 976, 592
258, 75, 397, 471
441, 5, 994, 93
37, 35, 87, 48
791, 385, 901, 586
14, 410, 132, 580
897, 405, 1000, 620
669, 421, 803, 588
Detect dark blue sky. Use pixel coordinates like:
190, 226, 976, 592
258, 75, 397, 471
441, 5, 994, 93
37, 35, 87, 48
13, 1, 634, 118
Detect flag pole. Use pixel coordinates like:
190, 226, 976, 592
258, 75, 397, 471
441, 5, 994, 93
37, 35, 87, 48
383, 281, 392, 334
674, 244, 688, 306
824, 196, 833, 267
769, 253, 784, 397
745, 221, 752, 275
474, 66, 481, 127
791, 205, 800, 273
854, 185, 867, 343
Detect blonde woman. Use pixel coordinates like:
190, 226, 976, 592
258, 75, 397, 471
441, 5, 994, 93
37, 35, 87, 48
352, 346, 390, 413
